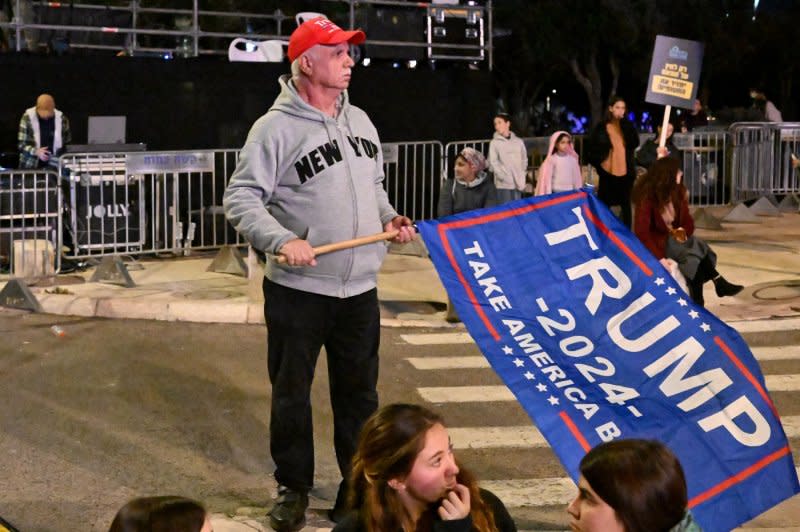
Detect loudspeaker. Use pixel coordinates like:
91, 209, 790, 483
427, 6, 485, 61
71, 178, 145, 251
357, 6, 426, 61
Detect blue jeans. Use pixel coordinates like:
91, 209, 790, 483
496, 188, 521, 204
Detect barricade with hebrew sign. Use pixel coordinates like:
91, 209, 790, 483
416, 190, 799, 532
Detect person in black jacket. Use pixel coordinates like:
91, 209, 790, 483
438, 147, 498, 219
586, 95, 640, 228
635, 121, 680, 171
333, 403, 517, 532
437, 147, 497, 322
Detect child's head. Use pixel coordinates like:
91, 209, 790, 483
108, 496, 211, 532
553, 133, 572, 155
493, 113, 512, 136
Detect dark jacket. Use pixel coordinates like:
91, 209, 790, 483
437, 173, 498, 218
636, 136, 681, 171
586, 118, 640, 178
333, 488, 517, 532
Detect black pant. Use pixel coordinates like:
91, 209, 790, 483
688, 255, 719, 306
596, 168, 635, 228
262, 278, 380, 492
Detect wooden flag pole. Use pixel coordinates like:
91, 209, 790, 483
274, 230, 400, 264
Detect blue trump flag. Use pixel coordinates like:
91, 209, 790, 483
416, 190, 799, 532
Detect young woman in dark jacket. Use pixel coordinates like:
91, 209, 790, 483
333, 404, 517, 532
586, 95, 640, 228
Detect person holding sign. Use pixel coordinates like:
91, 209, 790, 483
333, 403, 517, 532
636, 121, 680, 171
535, 131, 583, 196
586, 96, 640, 228
632, 157, 743, 306
567, 439, 702, 532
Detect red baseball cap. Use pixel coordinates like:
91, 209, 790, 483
287, 17, 366, 62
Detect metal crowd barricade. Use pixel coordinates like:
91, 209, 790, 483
59, 149, 244, 260
672, 129, 729, 207
0, 168, 62, 279
729, 123, 776, 203
771, 123, 800, 196
382, 141, 443, 223
26, 124, 799, 266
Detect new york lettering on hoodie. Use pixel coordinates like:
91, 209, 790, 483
223, 75, 399, 298
293, 135, 380, 184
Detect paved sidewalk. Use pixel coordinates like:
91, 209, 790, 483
1, 209, 798, 329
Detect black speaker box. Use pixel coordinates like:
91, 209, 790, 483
428, 7, 484, 61
357, 6, 426, 61
71, 179, 144, 251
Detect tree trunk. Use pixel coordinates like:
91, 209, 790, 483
570, 51, 604, 127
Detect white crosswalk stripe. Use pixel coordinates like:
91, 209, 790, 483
730, 317, 800, 334
400, 332, 474, 345
418, 375, 800, 402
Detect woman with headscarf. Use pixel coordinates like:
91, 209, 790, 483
437, 147, 497, 322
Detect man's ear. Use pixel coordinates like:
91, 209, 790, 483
300, 54, 313, 75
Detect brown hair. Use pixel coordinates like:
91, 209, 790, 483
108, 496, 206, 532
580, 439, 688, 532
348, 403, 498, 532
632, 156, 686, 211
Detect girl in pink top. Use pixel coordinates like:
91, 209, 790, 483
535, 131, 583, 196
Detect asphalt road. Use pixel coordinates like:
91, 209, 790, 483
0, 310, 798, 531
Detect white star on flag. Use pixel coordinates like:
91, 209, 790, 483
655, 277, 665, 286
689, 310, 699, 319
536, 383, 548, 392
547, 395, 560, 405
524, 371, 535, 380
677, 298, 688, 307
701, 323, 711, 332
513, 358, 525, 367
502, 345, 514, 355
666, 287, 677, 295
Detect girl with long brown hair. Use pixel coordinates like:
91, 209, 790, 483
333, 403, 516, 532
632, 157, 742, 306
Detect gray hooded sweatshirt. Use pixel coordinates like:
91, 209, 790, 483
488, 131, 528, 191
223, 75, 399, 298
